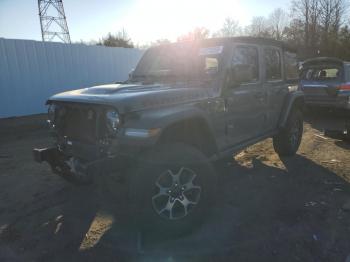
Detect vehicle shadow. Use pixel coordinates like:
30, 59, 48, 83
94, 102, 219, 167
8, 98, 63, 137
66, 154, 350, 262
304, 109, 350, 148
4, 152, 349, 262
304, 108, 349, 132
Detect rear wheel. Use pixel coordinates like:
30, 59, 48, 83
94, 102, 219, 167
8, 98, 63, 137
273, 108, 303, 156
128, 143, 217, 237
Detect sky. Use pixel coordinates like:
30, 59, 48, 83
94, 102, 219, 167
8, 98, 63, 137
0, 0, 291, 45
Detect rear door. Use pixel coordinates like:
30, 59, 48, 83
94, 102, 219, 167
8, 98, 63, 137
263, 47, 289, 130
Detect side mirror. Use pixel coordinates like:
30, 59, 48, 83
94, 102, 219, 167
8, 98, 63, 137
128, 69, 135, 80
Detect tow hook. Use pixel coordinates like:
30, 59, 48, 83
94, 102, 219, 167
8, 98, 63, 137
33, 147, 92, 185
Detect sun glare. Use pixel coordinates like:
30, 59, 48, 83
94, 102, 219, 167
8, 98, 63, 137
116, 0, 247, 43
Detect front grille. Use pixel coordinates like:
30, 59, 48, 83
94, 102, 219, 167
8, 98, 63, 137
55, 105, 98, 144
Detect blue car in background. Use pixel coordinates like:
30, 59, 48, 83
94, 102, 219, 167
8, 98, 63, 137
300, 57, 350, 112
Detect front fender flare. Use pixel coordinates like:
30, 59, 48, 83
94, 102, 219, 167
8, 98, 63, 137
120, 104, 217, 147
278, 91, 305, 128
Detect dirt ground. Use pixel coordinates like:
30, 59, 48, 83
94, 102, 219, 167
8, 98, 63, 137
0, 112, 349, 262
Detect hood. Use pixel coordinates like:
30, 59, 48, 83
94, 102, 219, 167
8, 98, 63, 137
48, 82, 213, 113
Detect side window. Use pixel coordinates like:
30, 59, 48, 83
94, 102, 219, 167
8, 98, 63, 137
284, 51, 298, 80
232, 46, 259, 83
265, 48, 282, 81
205, 57, 219, 73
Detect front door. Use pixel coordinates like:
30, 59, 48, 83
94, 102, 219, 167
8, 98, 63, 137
224, 45, 268, 146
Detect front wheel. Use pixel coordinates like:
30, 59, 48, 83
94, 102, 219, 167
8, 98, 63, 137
273, 108, 303, 156
128, 143, 217, 237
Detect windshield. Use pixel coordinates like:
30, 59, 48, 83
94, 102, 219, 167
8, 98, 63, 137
132, 42, 223, 81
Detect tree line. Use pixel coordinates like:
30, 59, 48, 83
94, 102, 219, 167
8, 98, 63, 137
91, 0, 350, 60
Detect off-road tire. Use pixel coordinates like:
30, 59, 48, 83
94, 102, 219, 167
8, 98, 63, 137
128, 143, 217, 237
273, 108, 303, 156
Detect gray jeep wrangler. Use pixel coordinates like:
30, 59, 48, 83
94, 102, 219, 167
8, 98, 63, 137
33, 37, 304, 235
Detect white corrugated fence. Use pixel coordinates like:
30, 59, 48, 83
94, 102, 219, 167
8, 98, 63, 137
0, 38, 144, 118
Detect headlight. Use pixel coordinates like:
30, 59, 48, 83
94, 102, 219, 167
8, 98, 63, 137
106, 109, 120, 133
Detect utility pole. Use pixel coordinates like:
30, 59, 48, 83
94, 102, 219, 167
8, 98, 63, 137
38, 0, 71, 43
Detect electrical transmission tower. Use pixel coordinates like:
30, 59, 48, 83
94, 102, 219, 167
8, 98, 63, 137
38, 0, 71, 43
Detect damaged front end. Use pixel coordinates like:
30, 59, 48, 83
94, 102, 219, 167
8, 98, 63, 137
33, 147, 94, 184
33, 102, 124, 185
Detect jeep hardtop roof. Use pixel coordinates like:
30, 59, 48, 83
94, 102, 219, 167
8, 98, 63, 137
302, 57, 350, 67
153, 37, 296, 53
204, 37, 296, 52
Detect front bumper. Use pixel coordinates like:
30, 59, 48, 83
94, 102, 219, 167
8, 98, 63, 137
33, 147, 126, 185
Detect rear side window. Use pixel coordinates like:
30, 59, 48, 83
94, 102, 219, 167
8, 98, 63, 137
232, 46, 259, 83
302, 67, 341, 81
205, 57, 219, 73
264, 48, 282, 81
284, 52, 298, 80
